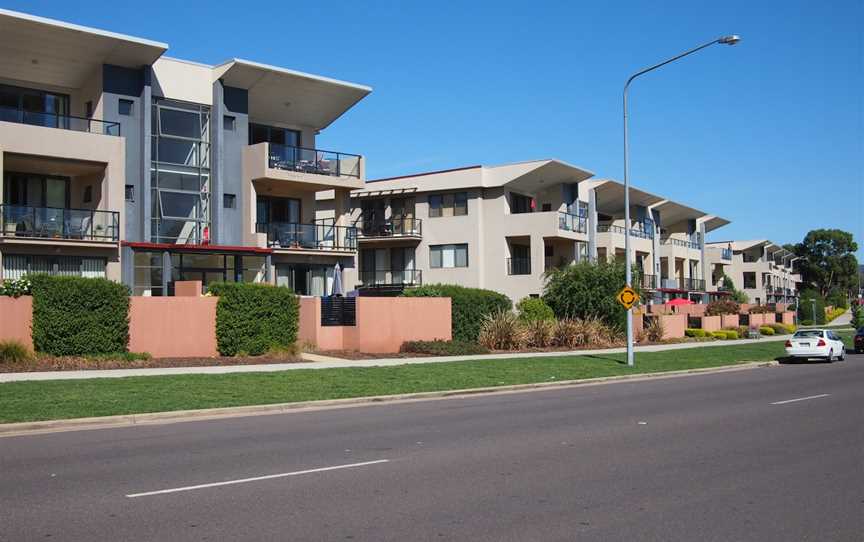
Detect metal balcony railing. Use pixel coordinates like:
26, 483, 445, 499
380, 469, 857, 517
681, 278, 706, 291
635, 273, 657, 290
268, 143, 361, 178
597, 222, 654, 239
507, 257, 531, 275
358, 269, 422, 287
355, 217, 422, 238
0, 106, 120, 136
558, 211, 588, 233
661, 237, 702, 250
257, 219, 357, 250
0, 205, 119, 241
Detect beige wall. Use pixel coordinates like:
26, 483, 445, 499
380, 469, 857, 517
152, 57, 213, 105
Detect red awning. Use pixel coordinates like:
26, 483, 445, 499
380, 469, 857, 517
667, 298, 694, 306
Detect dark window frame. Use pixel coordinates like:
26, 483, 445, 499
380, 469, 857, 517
119, 99, 134, 116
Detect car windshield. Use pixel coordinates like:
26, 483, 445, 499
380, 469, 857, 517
793, 330, 823, 338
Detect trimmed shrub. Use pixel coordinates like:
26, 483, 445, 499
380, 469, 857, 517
711, 331, 727, 340
400, 340, 489, 356
749, 305, 772, 314
30, 275, 129, 356
207, 282, 299, 356
516, 297, 555, 322
542, 261, 637, 330
758, 326, 775, 336
0, 276, 32, 298
723, 330, 739, 340
478, 310, 527, 350
706, 299, 740, 316
825, 307, 846, 323
784, 323, 797, 334
685, 328, 707, 338
403, 284, 511, 342
0, 340, 34, 364
524, 318, 555, 347
768, 323, 789, 335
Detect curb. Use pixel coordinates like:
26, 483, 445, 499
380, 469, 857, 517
0, 360, 779, 437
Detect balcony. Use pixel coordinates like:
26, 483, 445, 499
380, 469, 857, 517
597, 222, 654, 240
355, 217, 422, 240
634, 273, 658, 290
661, 237, 701, 250
244, 143, 364, 191
256, 220, 356, 252
507, 257, 531, 275
0, 106, 120, 136
558, 211, 587, 234
269, 143, 360, 178
721, 248, 733, 260
681, 278, 706, 291
0, 205, 119, 243
358, 269, 422, 288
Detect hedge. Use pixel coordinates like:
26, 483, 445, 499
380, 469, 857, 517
758, 326, 775, 336
29, 275, 130, 356
207, 282, 299, 356
685, 328, 707, 338
402, 284, 511, 342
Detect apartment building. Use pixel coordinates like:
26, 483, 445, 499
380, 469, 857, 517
0, 9, 369, 295
705, 240, 801, 304
350, 162, 729, 304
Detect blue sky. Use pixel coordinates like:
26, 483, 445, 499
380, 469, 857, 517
6, 0, 863, 254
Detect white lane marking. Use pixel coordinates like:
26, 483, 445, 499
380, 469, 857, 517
771, 394, 830, 405
126, 459, 389, 498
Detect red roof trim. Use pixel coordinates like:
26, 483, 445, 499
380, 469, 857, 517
369, 165, 482, 183
123, 242, 273, 254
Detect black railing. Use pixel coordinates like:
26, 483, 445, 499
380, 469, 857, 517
681, 278, 706, 291
355, 217, 422, 238
661, 237, 701, 250
321, 297, 356, 326
358, 269, 422, 287
597, 222, 654, 239
257, 220, 357, 250
558, 211, 588, 233
0, 205, 119, 241
507, 257, 531, 275
0, 106, 120, 136
635, 273, 657, 290
268, 143, 361, 178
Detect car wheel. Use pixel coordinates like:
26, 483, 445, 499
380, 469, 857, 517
839, 347, 845, 361
826, 349, 834, 363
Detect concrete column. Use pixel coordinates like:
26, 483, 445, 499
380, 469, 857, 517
161, 250, 171, 295
651, 209, 661, 278
121, 245, 134, 293
531, 234, 545, 286
211, 80, 225, 244
588, 188, 597, 262
265, 254, 273, 284
140, 68, 153, 242
699, 222, 708, 303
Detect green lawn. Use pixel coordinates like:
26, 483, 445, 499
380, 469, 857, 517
0, 332, 853, 424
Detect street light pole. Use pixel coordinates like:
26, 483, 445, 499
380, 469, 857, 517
623, 35, 740, 367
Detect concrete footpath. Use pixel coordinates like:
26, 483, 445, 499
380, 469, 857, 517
0, 334, 798, 383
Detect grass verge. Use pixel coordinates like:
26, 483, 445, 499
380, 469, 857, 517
0, 333, 852, 424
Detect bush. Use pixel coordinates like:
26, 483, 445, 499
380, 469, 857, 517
706, 300, 740, 316
553, 316, 617, 348
542, 261, 637, 330
825, 307, 846, 323
711, 331, 727, 340
403, 284, 511, 342
784, 323, 797, 334
798, 290, 826, 325
852, 304, 864, 329
645, 317, 665, 342
723, 330, 739, 340
524, 318, 555, 347
685, 328, 707, 338
478, 310, 527, 350
400, 340, 489, 356
758, 326, 775, 336
748, 305, 772, 314
207, 282, 299, 356
30, 275, 129, 356
516, 297, 555, 322
0, 276, 32, 298
768, 323, 789, 335
826, 290, 849, 310
0, 340, 34, 364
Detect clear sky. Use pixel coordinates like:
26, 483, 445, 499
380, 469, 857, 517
6, 0, 863, 253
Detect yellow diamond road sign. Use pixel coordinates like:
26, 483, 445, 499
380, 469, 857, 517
616, 286, 639, 310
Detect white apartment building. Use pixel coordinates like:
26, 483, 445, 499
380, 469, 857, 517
706, 240, 801, 304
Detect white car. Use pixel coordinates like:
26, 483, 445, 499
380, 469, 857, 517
784, 329, 846, 362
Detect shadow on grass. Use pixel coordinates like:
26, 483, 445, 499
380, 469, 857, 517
582, 354, 628, 365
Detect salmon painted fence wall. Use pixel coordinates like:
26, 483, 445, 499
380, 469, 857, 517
299, 297, 452, 353
0, 296, 33, 350
128, 297, 219, 358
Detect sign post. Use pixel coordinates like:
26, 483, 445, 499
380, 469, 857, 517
617, 286, 640, 366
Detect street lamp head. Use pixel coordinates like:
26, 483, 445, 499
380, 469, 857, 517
718, 35, 741, 45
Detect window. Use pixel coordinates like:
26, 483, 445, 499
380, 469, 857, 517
428, 192, 468, 218
223, 193, 236, 209
510, 193, 533, 214
119, 99, 134, 116
249, 123, 301, 147
743, 272, 756, 289
224, 115, 235, 131
430, 244, 468, 268
125, 185, 135, 202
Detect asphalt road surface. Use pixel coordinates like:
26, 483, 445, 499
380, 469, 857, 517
2, 356, 863, 541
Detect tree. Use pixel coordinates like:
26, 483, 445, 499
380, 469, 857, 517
542, 261, 638, 330
721, 273, 748, 303
791, 229, 859, 297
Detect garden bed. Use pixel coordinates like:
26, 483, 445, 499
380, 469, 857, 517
0, 352, 304, 373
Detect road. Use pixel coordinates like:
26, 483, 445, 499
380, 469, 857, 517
1, 356, 863, 541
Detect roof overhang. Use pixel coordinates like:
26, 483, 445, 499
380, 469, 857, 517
490, 159, 593, 192
0, 8, 167, 89
591, 179, 663, 216
650, 199, 707, 227
213, 59, 372, 131
729, 239, 771, 252
700, 215, 731, 233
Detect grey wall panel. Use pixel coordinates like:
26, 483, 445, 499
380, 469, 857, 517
220, 83, 249, 246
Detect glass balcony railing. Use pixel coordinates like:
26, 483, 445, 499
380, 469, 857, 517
597, 222, 654, 240
358, 269, 422, 287
721, 248, 733, 260
0, 106, 120, 136
257, 219, 357, 251
268, 143, 361, 178
558, 211, 587, 233
661, 237, 702, 250
355, 217, 422, 238
0, 204, 119, 241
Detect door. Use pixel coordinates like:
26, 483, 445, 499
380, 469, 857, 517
390, 197, 415, 234
361, 199, 385, 235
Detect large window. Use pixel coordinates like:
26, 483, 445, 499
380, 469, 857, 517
428, 192, 468, 218
430, 244, 468, 268
510, 193, 533, 214
249, 124, 301, 147
743, 272, 757, 289
3, 172, 70, 208
150, 99, 211, 244
3, 254, 105, 280
0, 84, 70, 128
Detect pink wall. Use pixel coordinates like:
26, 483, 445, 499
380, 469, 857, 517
749, 313, 766, 328
174, 280, 202, 297
775, 303, 789, 313
781, 312, 795, 325
721, 314, 740, 329
763, 313, 776, 324
299, 297, 452, 353
0, 296, 33, 351
739, 304, 752, 314
701, 315, 722, 332
129, 297, 218, 358
657, 314, 687, 339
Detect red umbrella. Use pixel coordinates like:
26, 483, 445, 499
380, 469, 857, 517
667, 298, 694, 306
